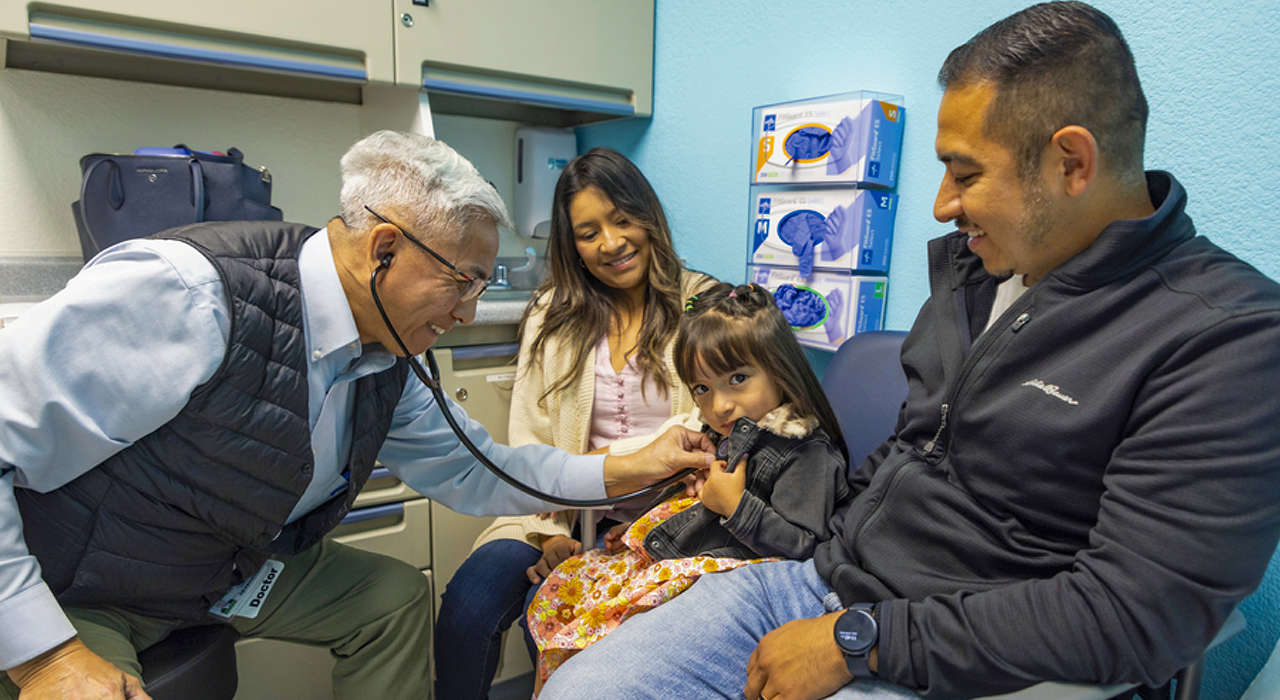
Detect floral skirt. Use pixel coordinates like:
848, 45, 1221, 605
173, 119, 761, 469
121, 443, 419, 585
527, 495, 776, 682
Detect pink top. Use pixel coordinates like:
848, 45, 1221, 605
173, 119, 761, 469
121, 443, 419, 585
587, 334, 671, 453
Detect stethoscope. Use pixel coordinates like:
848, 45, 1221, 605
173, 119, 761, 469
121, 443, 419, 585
369, 255, 695, 507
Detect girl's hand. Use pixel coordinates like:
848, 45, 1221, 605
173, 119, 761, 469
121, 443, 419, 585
603, 521, 633, 553
699, 455, 747, 518
526, 534, 582, 584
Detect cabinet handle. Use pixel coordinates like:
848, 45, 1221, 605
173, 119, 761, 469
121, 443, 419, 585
421, 77, 634, 116
450, 343, 519, 361
340, 502, 404, 525
29, 23, 367, 81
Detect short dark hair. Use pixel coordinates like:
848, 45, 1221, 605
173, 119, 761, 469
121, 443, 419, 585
938, 1, 1148, 183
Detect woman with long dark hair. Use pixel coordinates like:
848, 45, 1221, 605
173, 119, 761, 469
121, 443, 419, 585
434, 147, 714, 699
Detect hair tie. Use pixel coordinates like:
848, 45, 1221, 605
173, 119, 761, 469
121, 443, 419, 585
684, 295, 698, 312
728, 291, 738, 298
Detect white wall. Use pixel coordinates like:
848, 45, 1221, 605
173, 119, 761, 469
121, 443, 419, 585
0, 64, 537, 301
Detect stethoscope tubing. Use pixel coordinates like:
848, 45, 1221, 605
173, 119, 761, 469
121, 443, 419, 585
370, 262, 695, 508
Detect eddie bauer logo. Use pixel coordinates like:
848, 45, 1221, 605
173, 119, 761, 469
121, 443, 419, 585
1021, 379, 1079, 405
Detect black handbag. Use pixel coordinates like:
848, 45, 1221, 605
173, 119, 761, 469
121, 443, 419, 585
71, 146, 283, 262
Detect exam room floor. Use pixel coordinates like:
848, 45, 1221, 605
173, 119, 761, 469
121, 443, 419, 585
489, 672, 535, 700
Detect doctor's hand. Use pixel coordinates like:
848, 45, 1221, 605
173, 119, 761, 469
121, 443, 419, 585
745, 612, 854, 700
602, 426, 714, 498
7, 637, 153, 700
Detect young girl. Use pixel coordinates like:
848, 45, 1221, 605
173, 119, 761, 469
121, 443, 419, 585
527, 282, 852, 687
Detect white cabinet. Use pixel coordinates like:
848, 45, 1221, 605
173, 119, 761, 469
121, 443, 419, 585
1, 0, 654, 123
393, 0, 653, 120
1, 0, 393, 101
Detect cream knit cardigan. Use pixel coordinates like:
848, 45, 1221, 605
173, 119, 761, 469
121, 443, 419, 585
472, 270, 713, 551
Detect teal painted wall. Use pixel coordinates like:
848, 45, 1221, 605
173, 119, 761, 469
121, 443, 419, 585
579, 1, 1280, 698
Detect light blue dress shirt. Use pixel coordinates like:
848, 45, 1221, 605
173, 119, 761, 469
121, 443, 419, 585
0, 230, 606, 669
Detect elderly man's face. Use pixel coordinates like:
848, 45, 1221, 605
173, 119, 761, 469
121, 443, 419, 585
376, 217, 500, 356
933, 83, 1060, 286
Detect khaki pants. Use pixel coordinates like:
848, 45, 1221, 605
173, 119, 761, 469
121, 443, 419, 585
2, 538, 433, 700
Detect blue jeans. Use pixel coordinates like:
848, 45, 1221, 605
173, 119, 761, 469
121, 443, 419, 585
538, 560, 921, 700
434, 538, 541, 700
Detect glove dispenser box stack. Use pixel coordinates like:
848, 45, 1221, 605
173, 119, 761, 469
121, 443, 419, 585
747, 91, 903, 351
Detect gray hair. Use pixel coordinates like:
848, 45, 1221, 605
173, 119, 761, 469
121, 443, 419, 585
338, 130, 512, 243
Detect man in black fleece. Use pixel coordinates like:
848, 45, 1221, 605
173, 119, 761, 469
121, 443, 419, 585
537, 2, 1280, 699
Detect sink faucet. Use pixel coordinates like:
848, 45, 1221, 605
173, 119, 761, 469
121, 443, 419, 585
490, 263, 511, 289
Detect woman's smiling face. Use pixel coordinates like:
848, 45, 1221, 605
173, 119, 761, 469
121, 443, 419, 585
570, 186, 652, 295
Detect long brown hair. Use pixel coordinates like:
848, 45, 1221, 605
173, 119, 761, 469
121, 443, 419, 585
674, 282, 847, 459
520, 148, 688, 405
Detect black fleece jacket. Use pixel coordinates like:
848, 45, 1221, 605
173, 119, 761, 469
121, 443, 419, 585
812, 172, 1280, 697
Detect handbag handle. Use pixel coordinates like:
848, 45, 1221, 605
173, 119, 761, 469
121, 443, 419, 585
78, 155, 204, 252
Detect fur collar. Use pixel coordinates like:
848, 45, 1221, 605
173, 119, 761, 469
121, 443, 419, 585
695, 403, 819, 439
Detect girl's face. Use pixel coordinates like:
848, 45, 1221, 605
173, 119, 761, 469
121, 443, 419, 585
569, 186, 652, 296
689, 357, 784, 438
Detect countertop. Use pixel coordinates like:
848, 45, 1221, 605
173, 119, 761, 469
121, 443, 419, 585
1, 293, 531, 334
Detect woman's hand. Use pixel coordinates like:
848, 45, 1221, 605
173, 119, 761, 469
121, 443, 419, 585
526, 534, 582, 584
699, 455, 748, 518
602, 521, 633, 554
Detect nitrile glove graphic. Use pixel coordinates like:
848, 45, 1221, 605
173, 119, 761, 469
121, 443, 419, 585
778, 210, 825, 278
824, 288, 846, 344
783, 126, 831, 164
826, 116, 858, 176
774, 284, 828, 329
822, 203, 856, 262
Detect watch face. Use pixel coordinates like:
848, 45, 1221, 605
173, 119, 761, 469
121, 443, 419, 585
835, 608, 877, 655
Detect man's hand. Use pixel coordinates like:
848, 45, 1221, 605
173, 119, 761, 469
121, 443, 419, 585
745, 612, 852, 700
7, 637, 153, 700
526, 534, 582, 584
699, 456, 747, 518
602, 426, 714, 497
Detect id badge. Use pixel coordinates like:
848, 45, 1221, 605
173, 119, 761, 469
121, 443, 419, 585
209, 559, 285, 620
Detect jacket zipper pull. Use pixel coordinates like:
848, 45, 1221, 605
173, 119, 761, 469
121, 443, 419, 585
923, 403, 949, 454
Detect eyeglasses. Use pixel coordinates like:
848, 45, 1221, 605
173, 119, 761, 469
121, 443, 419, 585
364, 205, 489, 302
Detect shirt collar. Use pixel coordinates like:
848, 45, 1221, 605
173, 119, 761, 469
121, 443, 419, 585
299, 228, 395, 373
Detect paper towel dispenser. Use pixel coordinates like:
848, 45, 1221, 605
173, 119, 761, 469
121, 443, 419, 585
513, 127, 577, 239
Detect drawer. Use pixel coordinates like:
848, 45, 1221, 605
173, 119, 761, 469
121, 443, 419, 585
331, 497, 432, 569
353, 466, 416, 508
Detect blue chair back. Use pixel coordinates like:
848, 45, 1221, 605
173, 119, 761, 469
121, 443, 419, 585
820, 330, 909, 469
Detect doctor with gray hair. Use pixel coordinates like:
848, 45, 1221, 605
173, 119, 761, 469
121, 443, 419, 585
0, 130, 713, 700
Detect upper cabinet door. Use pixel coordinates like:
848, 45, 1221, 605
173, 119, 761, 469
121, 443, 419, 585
5, 0, 394, 85
392, 0, 654, 119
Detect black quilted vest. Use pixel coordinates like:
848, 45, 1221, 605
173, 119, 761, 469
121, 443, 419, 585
16, 221, 410, 622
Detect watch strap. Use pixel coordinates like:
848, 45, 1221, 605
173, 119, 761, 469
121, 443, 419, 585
835, 603, 878, 679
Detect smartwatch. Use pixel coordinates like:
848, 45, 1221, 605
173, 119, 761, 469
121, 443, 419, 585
833, 603, 878, 678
